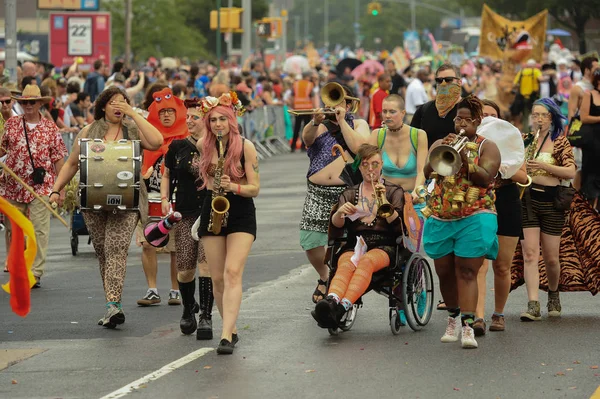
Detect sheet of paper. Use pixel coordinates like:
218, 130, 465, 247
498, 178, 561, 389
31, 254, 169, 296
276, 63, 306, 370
350, 236, 368, 267
344, 209, 372, 221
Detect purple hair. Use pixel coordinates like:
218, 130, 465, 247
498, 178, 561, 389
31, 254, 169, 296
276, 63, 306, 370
532, 97, 567, 141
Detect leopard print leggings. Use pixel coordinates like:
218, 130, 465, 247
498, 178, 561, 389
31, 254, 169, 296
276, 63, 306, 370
82, 211, 139, 303
174, 215, 206, 272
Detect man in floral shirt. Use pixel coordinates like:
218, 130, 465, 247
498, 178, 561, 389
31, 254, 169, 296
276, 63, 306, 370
0, 85, 68, 288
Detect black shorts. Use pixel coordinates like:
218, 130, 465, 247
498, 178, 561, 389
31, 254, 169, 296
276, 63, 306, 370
521, 184, 565, 236
495, 183, 523, 238
199, 191, 256, 239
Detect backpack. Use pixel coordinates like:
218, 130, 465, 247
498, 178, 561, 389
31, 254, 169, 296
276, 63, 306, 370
84, 73, 102, 102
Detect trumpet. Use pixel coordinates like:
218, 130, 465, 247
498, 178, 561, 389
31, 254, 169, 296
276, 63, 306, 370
287, 82, 360, 116
517, 128, 540, 199
371, 175, 394, 218
428, 129, 471, 177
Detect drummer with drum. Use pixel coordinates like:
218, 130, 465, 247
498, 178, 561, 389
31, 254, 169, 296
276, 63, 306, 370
50, 86, 163, 328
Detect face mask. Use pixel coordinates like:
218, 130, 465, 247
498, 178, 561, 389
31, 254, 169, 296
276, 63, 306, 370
435, 82, 461, 116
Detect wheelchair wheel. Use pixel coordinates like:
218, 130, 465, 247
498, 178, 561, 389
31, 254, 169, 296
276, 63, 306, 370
339, 304, 359, 332
402, 254, 434, 331
390, 309, 404, 335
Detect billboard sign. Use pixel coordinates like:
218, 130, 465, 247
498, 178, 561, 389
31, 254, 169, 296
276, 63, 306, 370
38, 0, 100, 11
49, 12, 110, 67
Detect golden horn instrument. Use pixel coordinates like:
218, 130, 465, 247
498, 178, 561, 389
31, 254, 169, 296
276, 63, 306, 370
287, 82, 361, 116
371, 175, 393, 218
428, 129, 469, 177
208, 133, 230, 235
518, 128, 540, 199
331, 144, 347, 162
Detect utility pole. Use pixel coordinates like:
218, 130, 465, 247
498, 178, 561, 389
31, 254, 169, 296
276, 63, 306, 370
354, 0, 360, 49
324, 0, 329, 49
303, 0, 309, 45
226, 0, 233, 61
124, 0, 132, 67
281, 9, 288, 61
5, 0, 17, 84
294, 16, 300, 50
216, 0, 221, 69
241, 0, 252, 64
410, 0, 416, 31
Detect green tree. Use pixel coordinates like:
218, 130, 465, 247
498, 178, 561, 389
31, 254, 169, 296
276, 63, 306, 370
102, 0, 209, 63
287, 0, 469, 51
175, 0, 269, 57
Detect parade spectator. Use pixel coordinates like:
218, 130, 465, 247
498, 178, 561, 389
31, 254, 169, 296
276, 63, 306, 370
511, 59, 542, 130
405, 69, 430, 124
0, 85, 68, 288
369, 73, 391, 129
386, 58, 407, 98
578, 70, 600, 208
84, 59, 106, 102
290, 72, 315, 152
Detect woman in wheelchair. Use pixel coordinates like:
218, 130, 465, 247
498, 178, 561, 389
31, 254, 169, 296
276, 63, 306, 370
312, 144, 405, 328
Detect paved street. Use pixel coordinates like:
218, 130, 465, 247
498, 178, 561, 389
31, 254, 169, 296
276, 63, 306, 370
1, 152, 599, 399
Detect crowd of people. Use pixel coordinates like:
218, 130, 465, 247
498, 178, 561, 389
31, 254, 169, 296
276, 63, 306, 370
1, 47, 599, 354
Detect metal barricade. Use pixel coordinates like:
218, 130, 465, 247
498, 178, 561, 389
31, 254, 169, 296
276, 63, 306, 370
240, 105, 291, 159
61, 132, 78, 156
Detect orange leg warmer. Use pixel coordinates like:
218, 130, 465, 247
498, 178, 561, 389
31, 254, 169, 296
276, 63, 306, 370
344, 249, 390, 304
328, 252, 354, 299
328, 249, 390, 304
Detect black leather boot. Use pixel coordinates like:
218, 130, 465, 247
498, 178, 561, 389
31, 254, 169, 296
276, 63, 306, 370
197, 277, 214, 340
178, 280, 199, 335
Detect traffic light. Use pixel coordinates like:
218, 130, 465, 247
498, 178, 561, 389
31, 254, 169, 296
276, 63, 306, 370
368, 2, 381, 16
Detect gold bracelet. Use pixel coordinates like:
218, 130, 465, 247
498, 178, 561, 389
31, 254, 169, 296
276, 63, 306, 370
468, 162, 477, 174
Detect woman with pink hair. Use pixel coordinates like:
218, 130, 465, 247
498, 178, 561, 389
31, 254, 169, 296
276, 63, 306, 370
196, 92, 260, 354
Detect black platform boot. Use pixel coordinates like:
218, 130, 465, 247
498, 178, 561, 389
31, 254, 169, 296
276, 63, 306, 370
197, 277, 214, 340
179, 280, 199, 335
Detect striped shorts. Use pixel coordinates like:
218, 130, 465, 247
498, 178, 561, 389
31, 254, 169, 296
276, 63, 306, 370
521, 185, 566, 236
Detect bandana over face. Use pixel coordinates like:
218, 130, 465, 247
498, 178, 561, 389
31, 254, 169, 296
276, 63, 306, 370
435, 82, 461, 117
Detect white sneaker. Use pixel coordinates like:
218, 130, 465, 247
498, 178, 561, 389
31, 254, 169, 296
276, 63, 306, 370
440, 316, 460, 343
461, 325, 478, 349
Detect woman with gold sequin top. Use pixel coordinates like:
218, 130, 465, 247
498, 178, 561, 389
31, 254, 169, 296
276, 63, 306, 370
422, 96, 501, 349
518, 98, 575, 322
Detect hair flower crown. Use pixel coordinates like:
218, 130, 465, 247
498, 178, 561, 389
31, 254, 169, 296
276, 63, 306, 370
200, 91, 245, 117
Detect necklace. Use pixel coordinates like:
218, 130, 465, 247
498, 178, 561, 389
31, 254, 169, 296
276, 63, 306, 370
104, 119, 121, 141
358, 183, 376, 213
387, 124, 403, 132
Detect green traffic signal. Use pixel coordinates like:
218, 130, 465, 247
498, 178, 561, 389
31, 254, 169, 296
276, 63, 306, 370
372, 9, 379, 16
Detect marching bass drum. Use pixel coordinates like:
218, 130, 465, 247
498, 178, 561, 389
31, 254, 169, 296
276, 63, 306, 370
79, 138, 141, 211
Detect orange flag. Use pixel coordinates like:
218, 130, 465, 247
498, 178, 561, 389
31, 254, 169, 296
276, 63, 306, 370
0, 196, 37, 317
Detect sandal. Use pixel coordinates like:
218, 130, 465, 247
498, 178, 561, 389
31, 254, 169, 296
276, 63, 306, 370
312, 279, 327, 304
436, 300, 447, 311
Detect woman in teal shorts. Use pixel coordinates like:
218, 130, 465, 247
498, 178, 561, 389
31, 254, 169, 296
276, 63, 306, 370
422, 96, 501, 349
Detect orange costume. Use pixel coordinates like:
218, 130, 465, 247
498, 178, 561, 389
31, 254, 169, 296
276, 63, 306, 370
142, 88, 189, 176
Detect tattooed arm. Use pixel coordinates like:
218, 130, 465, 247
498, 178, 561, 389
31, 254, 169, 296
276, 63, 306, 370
234, 139, 260, 198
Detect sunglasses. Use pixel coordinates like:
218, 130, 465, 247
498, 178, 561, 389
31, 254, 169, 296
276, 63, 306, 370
19, 100, 38, 106
0, 99, 11, 105
434, 77, 459, 84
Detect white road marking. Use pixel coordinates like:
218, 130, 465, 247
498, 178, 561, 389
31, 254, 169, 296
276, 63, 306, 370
98, 347, 214, 399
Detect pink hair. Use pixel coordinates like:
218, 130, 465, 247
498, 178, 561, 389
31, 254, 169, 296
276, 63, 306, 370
199, 105, 244, 189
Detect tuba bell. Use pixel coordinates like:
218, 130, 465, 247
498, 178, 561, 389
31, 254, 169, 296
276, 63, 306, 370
428, 129, 472, 177
287, 82, 361, 116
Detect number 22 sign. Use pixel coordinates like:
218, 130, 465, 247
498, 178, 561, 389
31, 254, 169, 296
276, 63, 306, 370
68, 17, 93, 56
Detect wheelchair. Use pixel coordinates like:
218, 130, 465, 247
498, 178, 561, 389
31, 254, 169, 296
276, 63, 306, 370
322, 205, 435, 336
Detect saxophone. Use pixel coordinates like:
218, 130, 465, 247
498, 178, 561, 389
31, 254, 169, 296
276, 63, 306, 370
517, 128, 540, 199
208, 133, 230, 234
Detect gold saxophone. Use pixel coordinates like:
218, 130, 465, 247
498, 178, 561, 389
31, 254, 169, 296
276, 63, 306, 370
208, 133, 230, 234
517, 128, 539, 199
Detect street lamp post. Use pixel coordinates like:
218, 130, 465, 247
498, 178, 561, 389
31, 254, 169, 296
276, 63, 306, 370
216, 0, 221, 69
5, 0, 17, 84
324, 0, 329, 49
